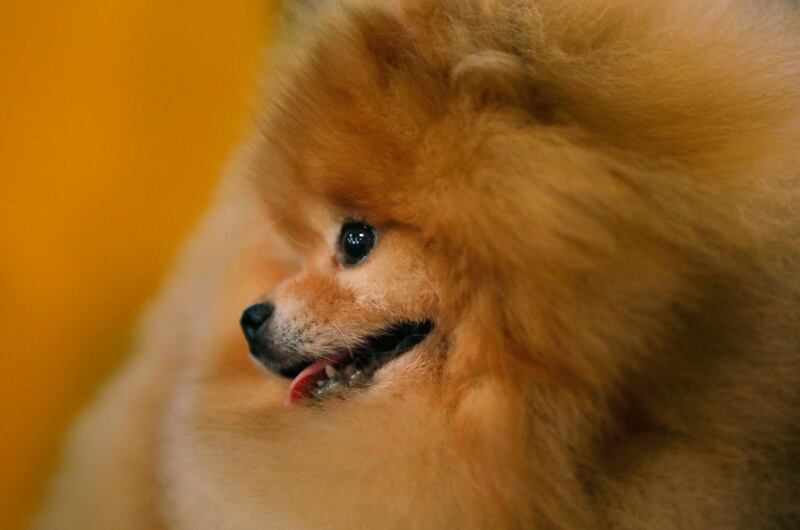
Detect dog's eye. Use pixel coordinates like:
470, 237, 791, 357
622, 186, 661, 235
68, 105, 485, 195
338, 222, 377, 266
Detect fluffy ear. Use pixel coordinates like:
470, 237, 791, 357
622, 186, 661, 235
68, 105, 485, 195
451, 51, 562, 123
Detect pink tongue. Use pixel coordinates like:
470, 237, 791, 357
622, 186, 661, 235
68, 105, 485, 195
285, 356, 342, 406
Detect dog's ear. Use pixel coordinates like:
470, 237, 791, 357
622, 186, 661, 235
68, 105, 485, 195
451, 51, 562, 124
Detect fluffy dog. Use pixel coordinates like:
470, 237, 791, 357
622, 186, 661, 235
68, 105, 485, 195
36, 0, 800, 528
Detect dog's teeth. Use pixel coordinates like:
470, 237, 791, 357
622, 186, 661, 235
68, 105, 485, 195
325, 365, 337, 378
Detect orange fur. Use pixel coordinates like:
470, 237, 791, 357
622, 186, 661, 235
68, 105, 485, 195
37, 1, 800, 528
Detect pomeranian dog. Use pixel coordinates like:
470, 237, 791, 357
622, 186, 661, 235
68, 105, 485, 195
36, 0, 800, 528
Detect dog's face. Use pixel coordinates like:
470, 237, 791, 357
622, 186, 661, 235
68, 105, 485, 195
240, 216, 440, 404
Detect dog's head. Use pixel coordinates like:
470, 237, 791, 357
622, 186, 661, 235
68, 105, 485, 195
235, 0, 799, 410
240, 216, 438, 404
238, 5, 555, 407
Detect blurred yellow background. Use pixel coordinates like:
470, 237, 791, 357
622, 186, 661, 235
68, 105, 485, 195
0, 1, 278, 528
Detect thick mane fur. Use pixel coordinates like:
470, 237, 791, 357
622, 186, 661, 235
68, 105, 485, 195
251, 1, 800, 526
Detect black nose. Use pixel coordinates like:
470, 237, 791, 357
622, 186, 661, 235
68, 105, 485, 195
240, 303, 275, 342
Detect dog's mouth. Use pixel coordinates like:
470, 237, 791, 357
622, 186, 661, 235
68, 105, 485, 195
279, 320, 434, 405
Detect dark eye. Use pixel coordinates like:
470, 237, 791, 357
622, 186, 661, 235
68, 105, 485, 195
338, 222, 377, 266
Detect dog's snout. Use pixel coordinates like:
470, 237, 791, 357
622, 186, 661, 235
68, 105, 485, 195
240, 303, 275, 342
